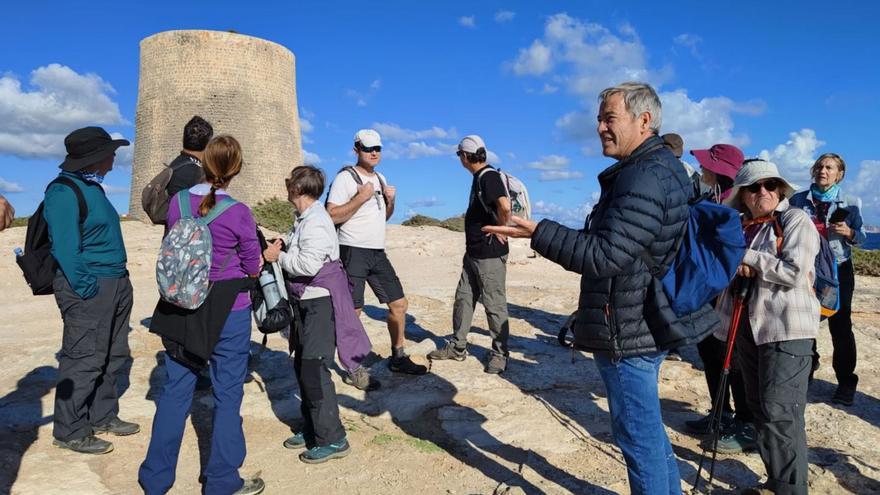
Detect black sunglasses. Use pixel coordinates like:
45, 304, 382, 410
745, 179, 780, 193
359, 145, 382, 153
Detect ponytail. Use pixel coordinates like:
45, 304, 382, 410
199, 135, 243, 216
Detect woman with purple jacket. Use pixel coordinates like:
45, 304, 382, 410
139, 136, 265, 495
263, 165, 362, 464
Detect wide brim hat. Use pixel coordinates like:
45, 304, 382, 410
690, 144, 744, 181
724, 159, 797, 210
59, 126, 129, 172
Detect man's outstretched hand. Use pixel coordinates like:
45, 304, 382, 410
482, 216, 538, 239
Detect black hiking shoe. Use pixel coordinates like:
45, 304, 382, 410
93, 416, 140, 436
53, 435, 114, 455
389, 355, 428, 375
428, 342, 468, 361
832, 384, 857, 406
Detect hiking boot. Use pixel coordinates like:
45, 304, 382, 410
93, 416, 140, 436
343, 366, 381, 391
299, 439, 351, 464
389, 355, 428, 375
428, 342, 468, 361
283, 432, 307, 450
53, 435, 114, 455
685, 410, 735, 435
832, 383, 857, 406
665, 349, 683, 361
714, 422, 757, 454
485, 354, 508, 374
233, 477, 265, 495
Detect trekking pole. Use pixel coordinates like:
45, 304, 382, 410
693, 276, 753, 493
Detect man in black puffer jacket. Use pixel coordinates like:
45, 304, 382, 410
485, 82, 719, 494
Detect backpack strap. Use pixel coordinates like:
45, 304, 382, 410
177, 190, 193, 219
344, 166, 387, 204
49, 176, 88, 225
742, 214, 785, 256
201, 197, 239, 224
475, 166, 503, 214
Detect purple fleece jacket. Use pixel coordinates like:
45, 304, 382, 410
167, 189, 261, 310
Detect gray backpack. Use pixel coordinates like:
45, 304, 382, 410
141, 159, 199, 224
156, 191, 238, 309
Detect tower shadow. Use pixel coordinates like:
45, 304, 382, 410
0, 366, 57, 494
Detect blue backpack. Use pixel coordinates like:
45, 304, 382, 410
643, 198, 747, 317
765, 214, 840, 320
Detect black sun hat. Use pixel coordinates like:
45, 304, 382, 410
59, 126, 130, 172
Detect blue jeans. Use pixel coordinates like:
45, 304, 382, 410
595, 351, 681, 495
139, 309, 251, 495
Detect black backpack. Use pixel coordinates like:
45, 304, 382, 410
16, 177, 88, 295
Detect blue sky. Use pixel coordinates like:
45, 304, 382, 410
2, 1, 879, 227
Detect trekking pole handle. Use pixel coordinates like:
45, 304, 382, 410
733, 275, 754, 301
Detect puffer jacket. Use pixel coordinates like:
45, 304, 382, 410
531, 136, 720, 358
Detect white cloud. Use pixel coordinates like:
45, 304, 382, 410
539, 170, 584, 181
109, 132, 134, 167
512, 40, 553, 76
407, 196, 445, 208
370, 79, 381, 91
0, 177, 24, 193
494, 10, 516, 23
0, 64, 127, 159
673, 33, 702, 58
303, 149, 321, 166
758, 129, 825, 185
487, 150, 502, 164
459, 16, 476, 28
372, 122, 455, 142
532, 198, 595, 227
510, 14, 761, 150
527, 154, 570, 170
101, 184, 129, 195
541, 83, 559, 94
848, 160, 880, 224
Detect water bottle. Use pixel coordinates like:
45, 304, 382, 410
258, 268, 281, 310
14, 247, 23, 258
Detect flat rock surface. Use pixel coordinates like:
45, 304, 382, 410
1, 222, 878, 494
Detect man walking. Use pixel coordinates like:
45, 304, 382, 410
327, 129, 427, 376
485, 83, 719, 494
429, 135, 512, 374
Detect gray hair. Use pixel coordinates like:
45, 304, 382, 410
598, 82, 662, 133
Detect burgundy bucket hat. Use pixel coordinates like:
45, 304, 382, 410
690, 144, 744, 181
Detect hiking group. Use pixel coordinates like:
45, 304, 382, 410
13, 81, 868, 495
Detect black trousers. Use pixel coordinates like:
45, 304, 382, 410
738, 319, 812, 495
52, 273, 133, 441
697, 335, 753, 423
825, 259, 858, 387
293, 297, 345, 447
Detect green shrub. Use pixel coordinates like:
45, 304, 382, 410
402, 214, 464, 232
11, 217, 29, 228
252, 198, 294, 233
853, 248, 880, 277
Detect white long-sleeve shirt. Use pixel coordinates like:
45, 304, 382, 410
278, 201, 340, 300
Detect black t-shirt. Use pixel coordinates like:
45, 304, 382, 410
465, 166, 510, 259
166, 153, 205, 197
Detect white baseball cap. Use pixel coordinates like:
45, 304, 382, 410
458, 135, 486, 154
354, 129, 382, 148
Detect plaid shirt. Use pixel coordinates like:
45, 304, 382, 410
714, 199, 820, 346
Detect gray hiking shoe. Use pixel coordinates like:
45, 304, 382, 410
233, 477, 265, 495
53, 435, 114, 455
93, 416, 140, 436
428, 342, 468, 361
485, 354, 508, 374
343, 366, 381, 391
714, 422, 757, 454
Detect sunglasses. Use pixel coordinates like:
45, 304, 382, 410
745, 179, 780, 193
359, 145, 382, 153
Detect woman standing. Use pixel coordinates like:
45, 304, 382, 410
718, 159, 819, 495
790, 153, 867, 406
139, 136, 264, 495
263, 165, 353, 464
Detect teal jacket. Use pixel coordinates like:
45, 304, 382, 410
43, 172, 127, 299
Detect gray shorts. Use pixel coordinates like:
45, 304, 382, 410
339, 245, 405, 308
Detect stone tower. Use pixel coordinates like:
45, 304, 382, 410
129, 30, 302, 218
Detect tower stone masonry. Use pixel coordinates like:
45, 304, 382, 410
129, 30, 302, 218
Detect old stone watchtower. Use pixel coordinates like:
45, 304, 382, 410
129, 30, 302, 218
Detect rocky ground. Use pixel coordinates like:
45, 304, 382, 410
0, 222, 877, 494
